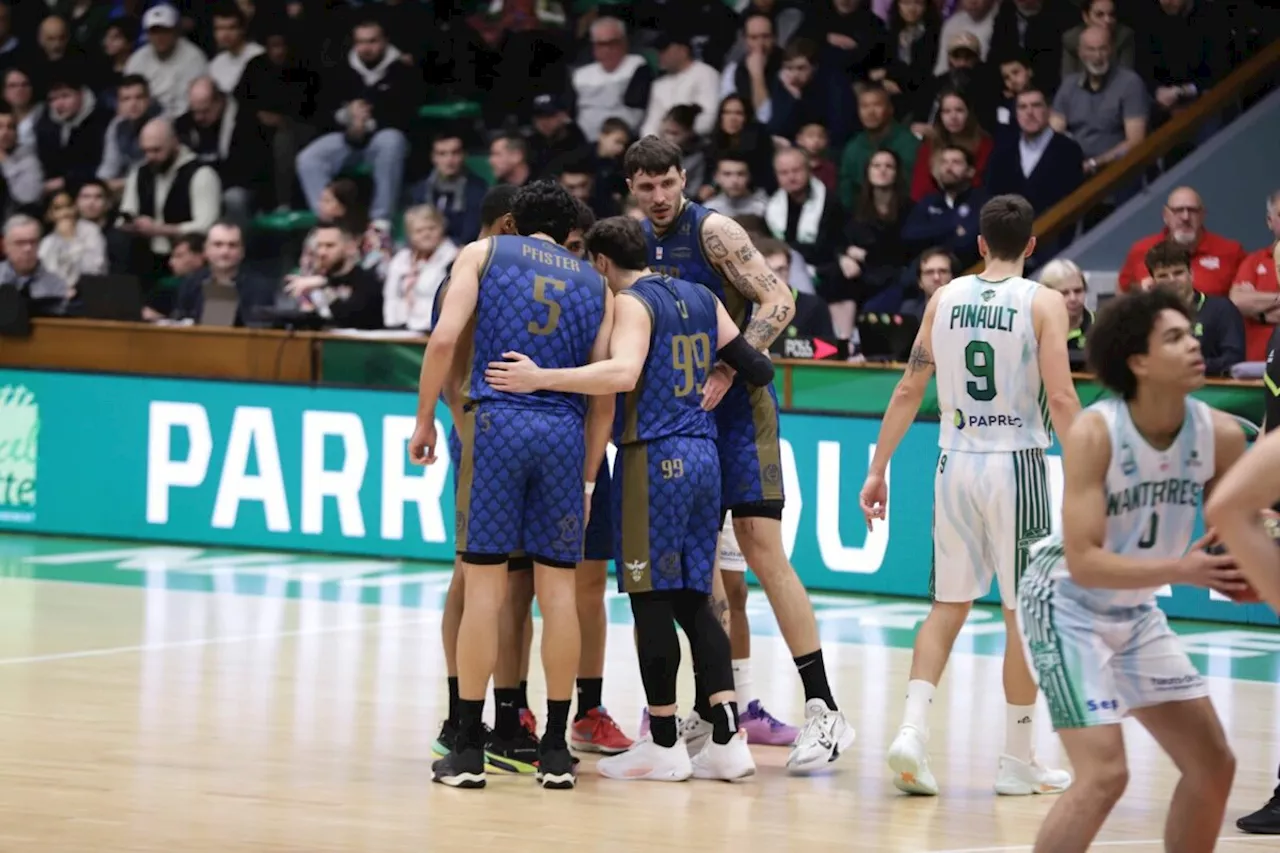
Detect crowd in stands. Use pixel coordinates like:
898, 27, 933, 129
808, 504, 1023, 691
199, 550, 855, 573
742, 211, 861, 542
0, 0, 1275, 369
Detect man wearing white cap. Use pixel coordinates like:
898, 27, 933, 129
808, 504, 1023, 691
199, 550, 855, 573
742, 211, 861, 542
124, 4, 208, 117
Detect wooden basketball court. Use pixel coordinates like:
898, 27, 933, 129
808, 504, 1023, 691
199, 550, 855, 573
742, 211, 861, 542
0, 533, 1278, 852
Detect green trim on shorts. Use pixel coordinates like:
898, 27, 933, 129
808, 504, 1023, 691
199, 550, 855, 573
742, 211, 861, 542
1012, 448, 1051, 594
1020, 544, 1091, 730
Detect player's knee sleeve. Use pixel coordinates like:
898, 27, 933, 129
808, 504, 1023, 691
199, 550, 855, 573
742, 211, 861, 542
671, 590, 733, 696
629, 593, 681, 706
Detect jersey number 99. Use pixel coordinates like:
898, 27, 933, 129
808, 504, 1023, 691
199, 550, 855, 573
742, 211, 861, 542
672, 333, 712, 397
965, 340, 997, 402
528, 275, 566, 336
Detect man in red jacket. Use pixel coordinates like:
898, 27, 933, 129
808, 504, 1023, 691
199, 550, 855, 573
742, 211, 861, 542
1228, 189, 1280, 362
1117, 185, 1246, 296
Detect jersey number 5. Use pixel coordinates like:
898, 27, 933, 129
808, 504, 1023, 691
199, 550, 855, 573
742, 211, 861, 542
965, 340, 996, 402
672, 333, 712, 397
528, 275, 566, 336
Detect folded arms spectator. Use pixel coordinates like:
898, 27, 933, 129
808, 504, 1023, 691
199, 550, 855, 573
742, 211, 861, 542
1229, 189, 1280, 362
284, 221, 383, 330
572, 17, 651, 140
1050, 25, 1147, 177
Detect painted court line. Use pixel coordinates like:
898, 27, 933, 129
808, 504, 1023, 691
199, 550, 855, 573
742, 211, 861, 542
931, 835, 1279, 852
0, 613, 434, 667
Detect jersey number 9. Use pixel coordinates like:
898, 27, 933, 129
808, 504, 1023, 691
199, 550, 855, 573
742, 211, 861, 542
528, 275, 566, 336
965, 340, 997, 402
672, 333, 712, 397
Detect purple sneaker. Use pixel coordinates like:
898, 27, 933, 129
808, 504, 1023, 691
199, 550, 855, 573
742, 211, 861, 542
740, 700, 800, 746
639, 708, 650, 737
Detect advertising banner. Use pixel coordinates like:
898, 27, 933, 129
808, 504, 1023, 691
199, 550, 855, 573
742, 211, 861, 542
0, 368, 1274, 626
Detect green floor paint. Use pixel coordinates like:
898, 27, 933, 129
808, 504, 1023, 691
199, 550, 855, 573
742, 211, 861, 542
3, 533, 1280, 686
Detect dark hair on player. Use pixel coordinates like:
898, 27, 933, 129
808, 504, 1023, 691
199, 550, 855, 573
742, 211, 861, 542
585, 216, 649, 271
1087, 288, 1194, 399
1144, 239, 1192, 274
510, 180, 580, 244
479, 184, 518, 227
573, 197, 596, 233
979, 194, 1035, 261
623, 135, 683, 178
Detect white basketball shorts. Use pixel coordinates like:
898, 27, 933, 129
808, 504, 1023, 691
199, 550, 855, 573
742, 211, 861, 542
932, 448, 1052, 609
716, 515, 747, 573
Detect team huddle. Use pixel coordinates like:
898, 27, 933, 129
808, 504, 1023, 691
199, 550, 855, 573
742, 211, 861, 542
410, 134, 1280, 850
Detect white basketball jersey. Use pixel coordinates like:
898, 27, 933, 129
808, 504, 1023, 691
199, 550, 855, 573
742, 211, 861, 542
933, 275, 1049, 453
1038, 397, 1217, 610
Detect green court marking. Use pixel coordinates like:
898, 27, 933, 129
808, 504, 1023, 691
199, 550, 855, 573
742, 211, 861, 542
2, 534, 1280, 686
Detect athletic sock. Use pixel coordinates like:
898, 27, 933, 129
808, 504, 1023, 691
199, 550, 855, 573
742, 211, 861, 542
517, 679, 530, 711
544, 699, 572, 748
731, 659, 753, 704
711, 701, 739, 745
794, 650, 837, 709
457, 699, 485, 750
1005, 704, 1036, 763
650, 713, 678, 748
446, 676, 459, 725
902, 679, 935, 736
494, 687, 522, 738
575, 677, 603, 720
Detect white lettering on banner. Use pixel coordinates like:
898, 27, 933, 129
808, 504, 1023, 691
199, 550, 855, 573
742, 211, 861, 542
212, 407, 291, 532
780, 439, 800, 557
301, 411, 368, 537
816, 441, 889, 574
146, 402, 213, 524
380, 416, 449, 543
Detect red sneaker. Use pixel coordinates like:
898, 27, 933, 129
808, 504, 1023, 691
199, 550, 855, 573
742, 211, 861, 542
520, 708, 538, 738
570, 707, 633, 755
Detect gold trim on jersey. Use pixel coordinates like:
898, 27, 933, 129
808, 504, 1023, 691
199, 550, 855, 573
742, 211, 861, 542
749, 385, 784, 502
453, 407, 477, 552
620, 443, 654, 593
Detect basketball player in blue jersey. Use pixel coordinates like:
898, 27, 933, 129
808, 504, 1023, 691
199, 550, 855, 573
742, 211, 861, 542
427, 185, 550, 773
411, 182, 615, 790
623, 135, 853, 772
486, 215, 776, 781
1020, 289, 1245, 852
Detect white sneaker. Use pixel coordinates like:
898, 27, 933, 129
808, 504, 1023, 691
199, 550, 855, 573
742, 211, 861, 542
691, 729, 756, 781
785, 698, 856, 774
679, 711, 713, 754
887, 725, 938, 796
597, 735, 693, 782
994, 754, 1072, 796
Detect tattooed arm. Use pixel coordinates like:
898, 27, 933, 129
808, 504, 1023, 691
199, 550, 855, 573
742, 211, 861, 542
700, 213, 795, 351
859, 287, 943, 527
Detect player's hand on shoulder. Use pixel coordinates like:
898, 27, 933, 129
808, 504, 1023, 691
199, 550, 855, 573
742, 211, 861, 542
485, 351, 544, 393
859, 473, 887, 531
701, 363, 734, 410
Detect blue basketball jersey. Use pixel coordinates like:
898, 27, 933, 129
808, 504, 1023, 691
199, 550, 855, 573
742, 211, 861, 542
469, 235, 607, 416
615, 274, 719, 445
641, 200, 752, 330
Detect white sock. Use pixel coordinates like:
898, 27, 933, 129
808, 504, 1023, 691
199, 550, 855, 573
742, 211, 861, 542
1005, 704, 1036, 763
732, 659, 752, 702
902, 679, 934, 735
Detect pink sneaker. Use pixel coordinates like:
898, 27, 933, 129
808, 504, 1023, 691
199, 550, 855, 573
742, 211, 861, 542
740, 700, 800, 746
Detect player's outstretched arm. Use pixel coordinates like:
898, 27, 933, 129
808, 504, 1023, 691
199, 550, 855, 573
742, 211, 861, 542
700, 213, 795, 350
584, 287, 617, 487
859, 293, 939, 527
1205, 415, 1280, 608
409, 239, 486, 464
1032, 286, 1082, 437
1062, 411, 1234, 589
713, 300, 774, 388
484, 291, 652, 395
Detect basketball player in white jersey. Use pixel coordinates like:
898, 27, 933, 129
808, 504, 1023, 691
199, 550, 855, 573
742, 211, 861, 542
859, 195, 1082, 796
1020, 288, 1246, 852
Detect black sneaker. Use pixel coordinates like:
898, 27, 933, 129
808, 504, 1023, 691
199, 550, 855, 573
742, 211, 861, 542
485, 727, 540, 775
432, 720, 458, 758
432, 746, 486, 788
536, 743, 577, 790
1238, 797, 1280, 834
